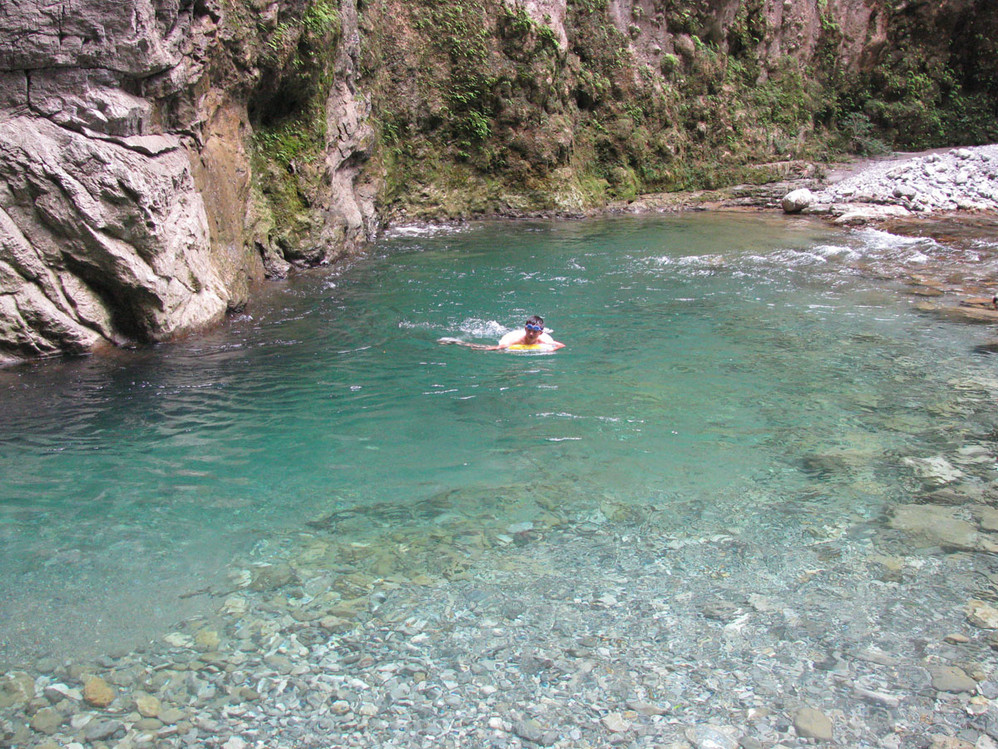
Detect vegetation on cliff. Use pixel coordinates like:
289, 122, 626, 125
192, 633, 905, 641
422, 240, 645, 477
811, 0, 998, 154
237, 0, 343, 269
345, 0, 995, 223
242, 0, 998, 251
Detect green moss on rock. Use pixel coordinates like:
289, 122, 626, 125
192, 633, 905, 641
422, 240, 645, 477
246, 0, 341, 267
245, 0, 998, 231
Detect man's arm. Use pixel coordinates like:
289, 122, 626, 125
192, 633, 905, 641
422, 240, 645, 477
539, 333, 565, 350
438, 338, 500, 350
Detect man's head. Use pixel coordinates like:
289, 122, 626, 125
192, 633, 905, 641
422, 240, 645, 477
524, 315, 544, 342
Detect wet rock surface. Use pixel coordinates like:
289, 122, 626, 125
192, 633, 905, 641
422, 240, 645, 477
772, 146, 998, 331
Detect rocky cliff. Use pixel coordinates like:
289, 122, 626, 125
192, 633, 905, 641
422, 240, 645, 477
0, 0, 995, 362
0, 0, 379, 362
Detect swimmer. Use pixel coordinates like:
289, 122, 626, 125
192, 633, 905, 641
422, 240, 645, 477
492, 315, 565, 351
437, 315, 565, 351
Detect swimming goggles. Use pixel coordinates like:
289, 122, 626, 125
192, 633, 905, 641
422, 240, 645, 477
525, 324, 543, 332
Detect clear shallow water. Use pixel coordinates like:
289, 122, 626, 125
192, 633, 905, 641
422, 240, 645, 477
1, 213, 997, 668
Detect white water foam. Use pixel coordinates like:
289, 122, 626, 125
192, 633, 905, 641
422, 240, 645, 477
383, 223, 471, 239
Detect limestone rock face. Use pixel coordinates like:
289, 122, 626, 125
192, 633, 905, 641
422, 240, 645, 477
0, 0, 376, 362
319, 0, 379, 263
0, 114, 230, 359
0, 0, 245, 361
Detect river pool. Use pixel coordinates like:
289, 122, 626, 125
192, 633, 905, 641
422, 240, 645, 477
1, 213, 997, 702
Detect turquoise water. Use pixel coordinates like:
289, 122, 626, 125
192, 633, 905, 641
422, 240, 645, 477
1, 213, 997, 667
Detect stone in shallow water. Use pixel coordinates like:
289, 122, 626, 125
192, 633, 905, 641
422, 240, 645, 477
700, 599, 741, 621
626, 699, 667, 716
888, 504, 981, 551
601, 712, 632, 733
0, 672, 35, 708
135, 693, 161, 718
195, 629, 221, 651
793, 706, 833, 741
82, 676, 115, 708
249, 562, 297, 591
43, 683, 80, 703
82, 718, 125, 742
974, 506, 998, 533
930, 665, 977, 693
685, 725, 738, 749
29, 707, 64, 734
164, 632, 194, 648
159, 707, 186, 725
901, 456, 964, 485
967, 600, 998, 629
929, 735, 977, 749
514, 717, 549, 743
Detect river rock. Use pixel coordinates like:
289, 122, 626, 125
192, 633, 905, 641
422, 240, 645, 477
968, 600, 998, 629
0, 671, 36, 707
793, 706, 833, 741
29, 707, 64, 734
975, 506, 998, 533
135, 693, 161, 718
195, 629, 221, 651
43, 683, 81, 703
834, 204, 911, 224
626, 700, 667, 716
901, 456, 964, 485
929, 736, 977, 749
927, 305, 998, 325
514, 717, 549, 743
930, 665, 977, 693
221, 596, 249, 617
249, 562, 297, 591
82, 718, 125, 742
685, 725, 739, 749
82, 676, 115, 707
601, 712, 632, 733
159, 707, 186, 724
781, 188, 814, 213
888, 504, 982, 550
805, 145, 998, 223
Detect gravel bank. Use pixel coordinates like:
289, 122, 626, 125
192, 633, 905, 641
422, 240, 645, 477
782, 145, 998, 224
